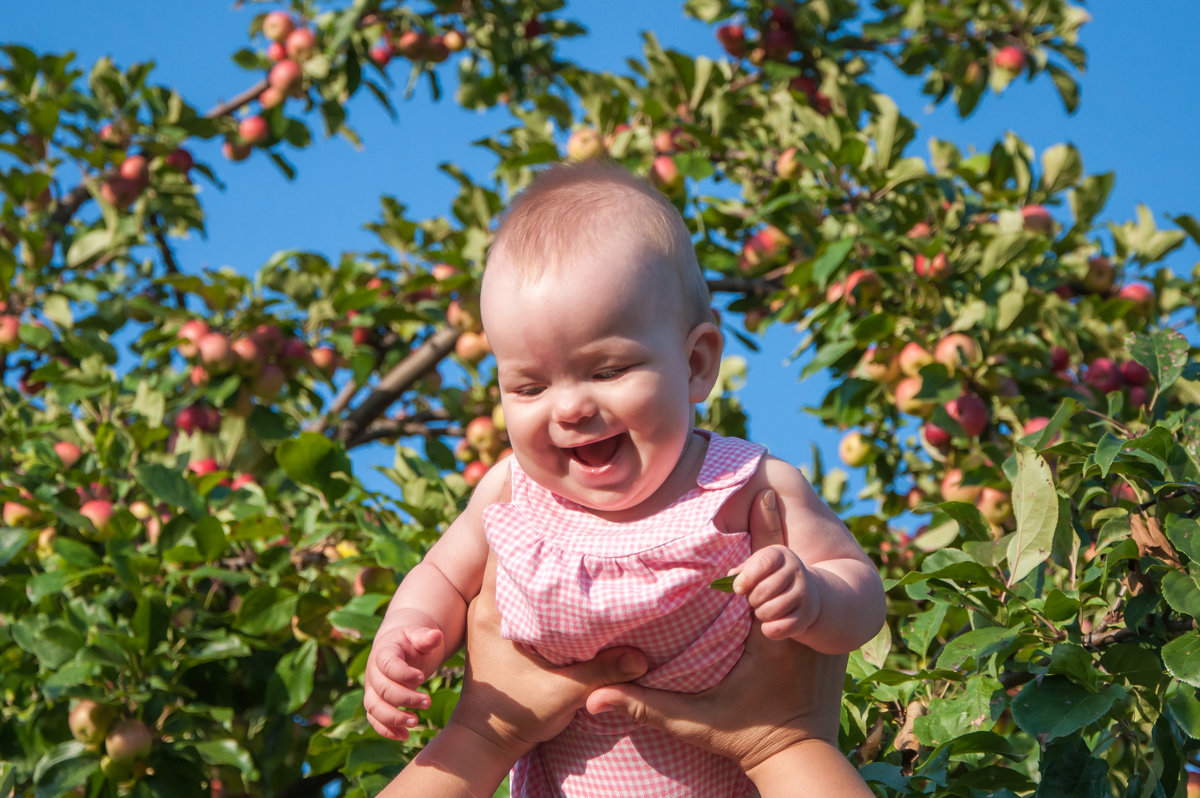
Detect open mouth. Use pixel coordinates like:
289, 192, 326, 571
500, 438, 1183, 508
569, 435, 623, 468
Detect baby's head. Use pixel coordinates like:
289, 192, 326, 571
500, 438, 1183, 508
482, 159, 713, 331
479, 161, 724, 514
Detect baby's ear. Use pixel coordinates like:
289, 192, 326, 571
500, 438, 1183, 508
685, 321, 724, 404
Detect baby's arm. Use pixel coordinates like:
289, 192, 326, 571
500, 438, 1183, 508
731, 457, 885, 654
363, 461, 506, 740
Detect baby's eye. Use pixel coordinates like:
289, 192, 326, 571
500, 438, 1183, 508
593, 367, 627, 381
514, 385, 545, 397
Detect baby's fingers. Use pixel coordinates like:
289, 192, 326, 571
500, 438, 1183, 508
731, 544, 794, 596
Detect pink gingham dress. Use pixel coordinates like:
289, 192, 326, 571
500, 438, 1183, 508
483, 430, 764, 797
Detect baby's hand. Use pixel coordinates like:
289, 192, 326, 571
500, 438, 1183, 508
731, 543, 821, 642
363, 623, 445, 740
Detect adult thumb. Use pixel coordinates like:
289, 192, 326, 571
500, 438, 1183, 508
561, 647, 647, 690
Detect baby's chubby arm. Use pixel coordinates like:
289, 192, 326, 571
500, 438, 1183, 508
730, 457, 885, 654
363, 460, 504, 740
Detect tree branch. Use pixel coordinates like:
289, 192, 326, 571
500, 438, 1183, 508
338, 326, 461, 446
347, 414, 462, 448
149, 212, 185, 308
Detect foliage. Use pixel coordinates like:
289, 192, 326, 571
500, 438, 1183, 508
2, 1, 1199, 796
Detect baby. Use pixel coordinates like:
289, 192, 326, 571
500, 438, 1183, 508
363, 160, 885, 796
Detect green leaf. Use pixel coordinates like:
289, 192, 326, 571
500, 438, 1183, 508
134, 463, 205, 519
937, 626, 1019, 670
811, 237, 856, 289
709, 575, 735, 592
1040, 143, 1083, 194
859, 622, 892, 669
1006, 445, 1058, 585
684, 0, 723, 22
1091, 432, 1124, 478
192, 739, 257, 774
268, 638, 318, 713
935, 501, 991, 541
276, 431, 353, 501
1166, 517, 1200, 564
1011, 676, 1124, 741
66, 229, 114, 269
900, 602, 948, 660
133, 595, 169, 652
1163, 630, 1200, 688
234, 586, 297, 636
1035, 737, 1108, 798
1126, 329, 1188, 392
913, 675, 996, 745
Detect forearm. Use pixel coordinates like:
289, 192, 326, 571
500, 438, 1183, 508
381, 561, 471, 655
375, 721, 520, 798
745, 739, 873, 798
797, 559, 885, 654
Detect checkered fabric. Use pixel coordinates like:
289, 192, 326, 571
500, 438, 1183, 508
483, 430, 765, 797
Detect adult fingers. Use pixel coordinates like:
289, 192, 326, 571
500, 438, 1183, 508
557, 646, 647, 692
747, 489, 784, 553
585, 681, 699, 736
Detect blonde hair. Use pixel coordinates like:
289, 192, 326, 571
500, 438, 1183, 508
485, 160, 713, 326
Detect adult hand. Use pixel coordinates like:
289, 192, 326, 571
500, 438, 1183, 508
586, 490, 854, 776
376, 558, 648, 798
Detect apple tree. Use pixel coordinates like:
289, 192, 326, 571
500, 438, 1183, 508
2, 1, 1199, 796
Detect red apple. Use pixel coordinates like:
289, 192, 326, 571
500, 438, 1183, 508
395, 31, 428, 59
252, 324, 284, 357
268, 59, 303, 92
993, 45, 1026, 72
947, 392, 989, 437
262, 11, 295, 42
1117, 283, 1155, 316
843, 269, 881, 307
914, 251, 951, 280
1120, 360, 1150, 387
566, 127, 605, 161
1082, 255, 1115, 294
941, 468, 982, 503
898, 342, 933, 376
197, 332, 232, 370
1128, 385, 1149, 408
893, 375, 932, 416
230, 473, 257, 491
739, 226, 789, 272
976, 487, 1013, 524
858, 345, 899, 383
231, 336, 262, 377
922, 422, 951, 450
252, 363, 286, 399
0, 315, 19, 348
310, 346, 340, 375
455, 331, 491, 364
443, 30, 466, 52
716, 24, 745, 58
222, 140, 251, 162
775, 146, 801, 180
463, 460, 489, 487
466, 416, 499, 452
239, 115, 270, 146
118, 154, 149, 186
54, 441, 82, 468
907, 221, 933, 239
3, 501, 34, 527
188, 458, 220, 477
1084, 357, 1122, 394
1049, 345, 1070, 372
370, 44, 393, 66
649, 155, 683, 194
69, 700, 117, 745
1021, 205, 1054, 235
425, 35, 450, 63
838, 432, 873, 467
165, 148, 194, 173
934, 333, 982, 370
79, 499, 114, 533
105, 719, 153, 763
175, 319, 209, 358
285, 27, 317, 61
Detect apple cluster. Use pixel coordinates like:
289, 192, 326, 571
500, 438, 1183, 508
365, 24, 466, 69
68, 700, 154, 783
456, 408, 511, 487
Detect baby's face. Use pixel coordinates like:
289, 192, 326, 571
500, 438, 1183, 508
481, 247, 703, 515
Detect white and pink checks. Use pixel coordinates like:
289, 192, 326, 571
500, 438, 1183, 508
483, 430, 765, 797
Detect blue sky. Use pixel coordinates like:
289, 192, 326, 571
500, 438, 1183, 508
9, 3, 1200, 499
